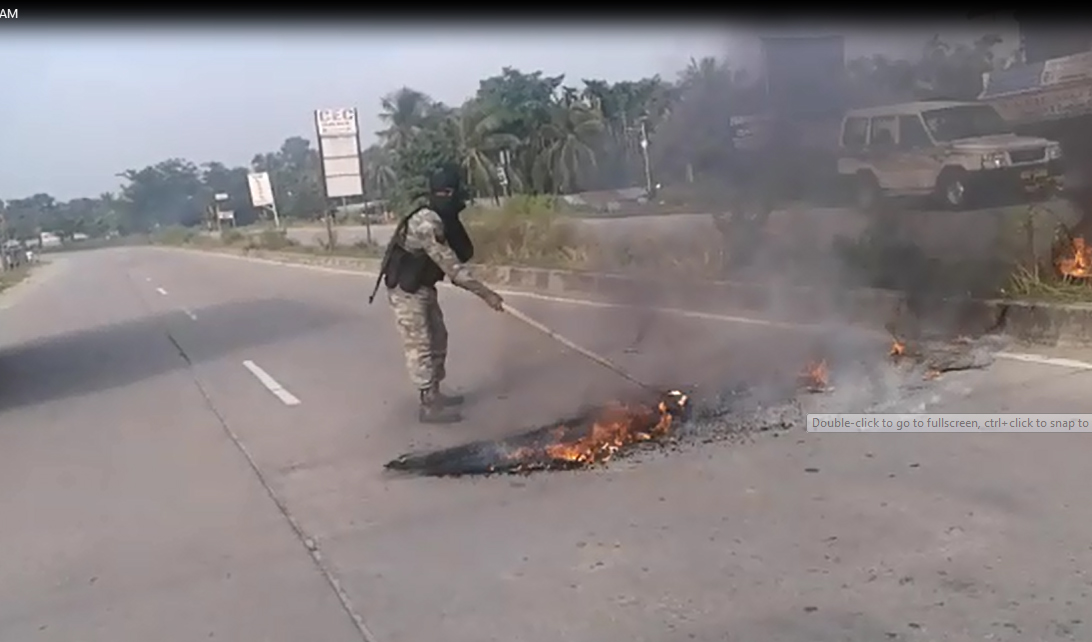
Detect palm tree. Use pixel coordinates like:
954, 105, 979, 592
361, 144, 398, 200
377, 87, 433, 152
445, 101, 523, 199
533, 102, 604, 194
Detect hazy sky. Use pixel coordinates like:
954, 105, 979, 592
0, 21, 1017, 200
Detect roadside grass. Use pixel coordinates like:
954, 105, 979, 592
37, 235, 153, 254
998, 202, 1092, 303
1004, 264, 1092, 303
147, 197, 1092, 302
0, 265, 32, 293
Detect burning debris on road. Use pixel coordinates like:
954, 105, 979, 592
798, 359, 831, 393
386, 390, 690, 477
887, 334, 1003, 379
386, 324, 1008, 479
1055, 233, 1092, 279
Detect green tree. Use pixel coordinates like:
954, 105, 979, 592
362, 144, 398, 201
652, 57, 743, 184
474, 67, 565, 193
532, 99, 604, 193
251, 137, 325, 220
118, 159, 205, 230
4, 193, 57, 245
377, 87, 434, 153
444, 99, 521, 199
200, 161, 257, 225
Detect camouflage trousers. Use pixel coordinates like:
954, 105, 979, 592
387, 285, 448, 391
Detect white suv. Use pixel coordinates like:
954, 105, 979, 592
837, 101, 1064, 210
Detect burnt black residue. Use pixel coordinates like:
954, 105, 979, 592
385, 414, 599, 477
385, 391, 690, 478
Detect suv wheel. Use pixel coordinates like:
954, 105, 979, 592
855, 171, 883, 212
936, 168, 971, 210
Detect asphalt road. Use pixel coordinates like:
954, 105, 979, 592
3, 248, 1092, 641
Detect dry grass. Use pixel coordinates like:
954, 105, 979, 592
1000, 203, 1092, 302
0, 265, 31, 293
464, 196, 599, 269
1003, 263, 1092, 302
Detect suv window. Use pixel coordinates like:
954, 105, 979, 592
842, 117, 869, 148
898, 115, 933, 149
869, 115, 898, 148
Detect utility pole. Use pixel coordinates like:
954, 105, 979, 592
324, 201, 337, 252
268, 202, 281, 229
639, 119, 655, 198
499, 150, 513, 198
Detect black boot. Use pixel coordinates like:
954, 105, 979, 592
434, 386, 465, 407
418, 386, 463, 424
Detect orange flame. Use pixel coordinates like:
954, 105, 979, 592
799, 359, 830, 392
1055, 236, 1092, 278
542, 392, 688, 466
890, 340, 906, 358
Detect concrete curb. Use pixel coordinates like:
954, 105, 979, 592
169, 244, 1092, 348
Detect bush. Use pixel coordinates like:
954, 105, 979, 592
244, 228, 298, 251
220, 228, 245, 245
461, 194, 727, 275
152, 225, 197, 246
464, 195, 596, 268
350, 239, 383, 256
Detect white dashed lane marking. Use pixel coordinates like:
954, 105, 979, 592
242, 360, 301, 406
155, 287, 168, 295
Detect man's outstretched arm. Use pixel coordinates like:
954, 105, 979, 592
407, 209, 504, 310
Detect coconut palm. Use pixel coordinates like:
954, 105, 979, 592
444, 100, 523, 199
377, 87, 433, 152
362, 144, 398, 200
532, 102, 604, 194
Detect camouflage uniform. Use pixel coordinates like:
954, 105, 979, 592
386, 207, 475, 390
372, 162, 503, 423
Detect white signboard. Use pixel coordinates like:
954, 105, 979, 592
315, 108, 358, 137
315, 106, 364, 199
217, 210, 235, 220
1042, 51, 1092, 88
246, 172, 275, 208
991, 82, 1092, 124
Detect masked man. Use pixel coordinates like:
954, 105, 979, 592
369, 164, 505, 424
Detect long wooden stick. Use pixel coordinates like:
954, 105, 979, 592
501, 302, 657, 393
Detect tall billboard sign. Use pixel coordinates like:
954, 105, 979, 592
761, 35, 846, 118
314, 108, 364, 200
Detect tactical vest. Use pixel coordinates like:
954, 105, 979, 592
381, 206, 474, 294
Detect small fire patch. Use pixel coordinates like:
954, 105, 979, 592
386, 390, 690, 477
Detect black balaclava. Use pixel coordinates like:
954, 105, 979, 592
427, 164, 468, 221
426, 164, 474, 262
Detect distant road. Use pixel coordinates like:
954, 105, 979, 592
282, 208, 873, 259
282, 210, 854, 249
272, 199, 1073, 262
